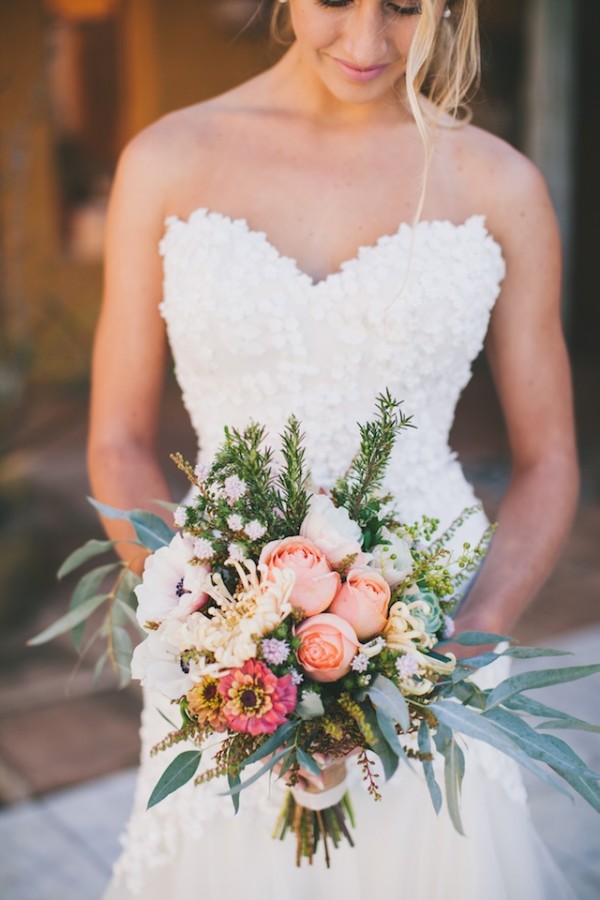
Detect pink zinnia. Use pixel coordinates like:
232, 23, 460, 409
218, 659, 297, 735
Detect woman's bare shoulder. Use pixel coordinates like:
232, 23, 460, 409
447, 124, 553, 236
116, 78, 270, 210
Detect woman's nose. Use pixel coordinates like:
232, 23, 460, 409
340, 5, 389, 67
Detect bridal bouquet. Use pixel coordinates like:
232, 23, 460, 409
31, 392, 600, 867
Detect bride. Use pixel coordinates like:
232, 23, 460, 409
90, 1, 579, 897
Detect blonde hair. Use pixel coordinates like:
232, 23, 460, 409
270, 0, 480, 222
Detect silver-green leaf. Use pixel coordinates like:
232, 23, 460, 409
147, 751, 203, 809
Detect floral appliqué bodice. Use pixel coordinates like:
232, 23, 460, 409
110, 210, 525, 895
159, 208, 504, 541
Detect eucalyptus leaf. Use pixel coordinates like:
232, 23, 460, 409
240, 721, 296, 769
361, 700, 399, 781
368, 674, 410, 730
111, 625, 133, 688
375, 707, 408, 763
147, 750, 203, 809
89, 498, 175, 551
449, 631, 513, 646
418, 720, 442, 814
432, 702, 571, 798
296, 747, 322, 776
486, 664, 600, 710
114, 598, 142, 631
156, 707, 178, 729
504, 693, 591, 723
536, 719, 600, 734
57, 539, 118, 580
228, 772, 241, 814
92, 650, 108, 683
28, 593, 109, 646
502, 646, 572, 659
221, 746, 291, 797
69, 562, 123, 650
436, 730, 465, 835
484, 708, 600, 780
115, 568, 142, 609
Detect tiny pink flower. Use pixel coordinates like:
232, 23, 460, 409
223, 475, 247, 502
227, 542, 245, 562
396, 654, 419, 679
227, 514, 244, 532
193, 537, 215, 560
244, 520, 266, 541
194, 464, 210, 483
173, 506, 187, 528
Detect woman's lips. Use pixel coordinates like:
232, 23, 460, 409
332, 58, 389, 83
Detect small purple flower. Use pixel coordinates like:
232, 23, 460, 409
173, 506, 187, 528
396, 654, 419, 679
351, 653, 369, 673
290, 669, 304, 686
261, 638, 290, 666
442, 615, 455, 638
227, 513, 244, 532
223, 475, 247, 503
245, 520, 266, 541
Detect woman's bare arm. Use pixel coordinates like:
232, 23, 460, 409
454, 154, 579, 638
88, 130, 175, 570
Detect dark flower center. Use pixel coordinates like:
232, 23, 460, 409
175, 577, 187, 598
203, 683, 217, 700
240, 689, 258, 709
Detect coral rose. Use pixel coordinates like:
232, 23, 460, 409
259, 536, 340, 616
329, 566, 391, 640
296, 613, 359, 683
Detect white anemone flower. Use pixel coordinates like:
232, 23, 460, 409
130, 627, 194, 700
135, 532, 209, 629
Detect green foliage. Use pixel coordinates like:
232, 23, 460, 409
275, 416, 311, 533
332, 390, 413, 526
147, 750, 203, 809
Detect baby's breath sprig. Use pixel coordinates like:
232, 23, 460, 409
332, 390, 413, 527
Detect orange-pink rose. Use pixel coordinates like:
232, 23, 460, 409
295, 613, 359, 683
259, 536, 340, 617
329, 566, 391, 640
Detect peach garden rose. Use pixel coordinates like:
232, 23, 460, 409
329, 566, 391, 640
295, 613, 359, 683
259, 536, 341, 617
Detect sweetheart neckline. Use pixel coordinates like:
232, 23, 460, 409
162, 207, 503, 288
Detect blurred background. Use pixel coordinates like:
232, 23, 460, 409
0, 0, 599, 896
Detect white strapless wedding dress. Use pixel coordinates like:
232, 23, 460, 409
103, 209, 576, 899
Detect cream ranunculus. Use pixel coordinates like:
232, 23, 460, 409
300, 494, 371, 569
370, 527, 414, 588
